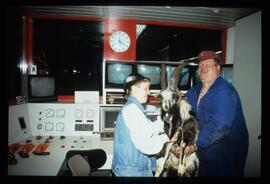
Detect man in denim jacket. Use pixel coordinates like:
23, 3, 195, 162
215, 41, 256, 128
112, 74, 169, 177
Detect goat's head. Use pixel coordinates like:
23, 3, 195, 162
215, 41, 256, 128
159, 88, 179, 113
158, 62, 188, 113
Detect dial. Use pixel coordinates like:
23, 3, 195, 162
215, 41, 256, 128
37, 123, 43, 130
109, 31, 131, 53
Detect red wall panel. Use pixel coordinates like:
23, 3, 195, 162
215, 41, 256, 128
103, 19, 136, 62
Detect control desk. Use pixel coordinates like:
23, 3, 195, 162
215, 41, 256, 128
8, 103, 161, 176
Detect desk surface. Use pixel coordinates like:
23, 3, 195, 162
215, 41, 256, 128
8, 135, 114, 176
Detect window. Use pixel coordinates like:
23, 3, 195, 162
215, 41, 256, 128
136, 24, 223, 62
33, 19, 104, 95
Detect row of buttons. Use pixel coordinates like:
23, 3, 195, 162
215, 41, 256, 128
43, 109, 95, 118
36, 122, 65, 131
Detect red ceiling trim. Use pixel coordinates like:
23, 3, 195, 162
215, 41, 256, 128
30, 15, 104, 22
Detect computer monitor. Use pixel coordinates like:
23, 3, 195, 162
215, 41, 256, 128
221, 64, 233, 83
105, 62, 133, 89
166, 65, 191, 90
192, 66, 200, 86
137, 64, 161, 90
28, 75, 57, 102
100, 106, 122, 140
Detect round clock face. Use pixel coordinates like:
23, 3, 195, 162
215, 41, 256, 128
109, 31, 131, 53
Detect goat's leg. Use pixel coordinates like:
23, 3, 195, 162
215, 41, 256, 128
177, 152, 199, 177
155, 142, 174, 177
177, 154, 186, 176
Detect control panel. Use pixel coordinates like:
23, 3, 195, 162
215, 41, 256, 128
8, 103, 113, 176
9, 103, 100, 144
29, 103, 100, 137
8, 103, 160, 176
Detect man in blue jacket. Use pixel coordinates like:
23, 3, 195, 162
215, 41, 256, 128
184, 50, 249, 176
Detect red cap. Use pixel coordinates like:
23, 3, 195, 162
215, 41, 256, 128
198, 50, 220, 64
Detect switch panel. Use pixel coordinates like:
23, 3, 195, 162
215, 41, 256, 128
27, 103, 100, 136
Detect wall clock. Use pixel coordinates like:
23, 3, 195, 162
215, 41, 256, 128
109, 31, 131, 53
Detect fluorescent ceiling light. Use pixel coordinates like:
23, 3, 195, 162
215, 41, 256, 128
136, 24, 147, 39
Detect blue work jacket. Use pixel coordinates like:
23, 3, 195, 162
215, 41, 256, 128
186, 76, 249, 177
112, 96, 156, 177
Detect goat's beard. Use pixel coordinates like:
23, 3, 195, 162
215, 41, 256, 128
163, 112, 173, 122
161, 102, 180, 120
161, 103, 181, 139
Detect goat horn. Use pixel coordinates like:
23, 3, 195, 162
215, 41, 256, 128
161, 64, 167, 90
168, 60, 190, 90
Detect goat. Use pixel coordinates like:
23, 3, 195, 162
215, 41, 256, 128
155, 62, 199, 177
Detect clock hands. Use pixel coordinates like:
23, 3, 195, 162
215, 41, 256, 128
119, 40, 128, 47
118, 35, 128, 47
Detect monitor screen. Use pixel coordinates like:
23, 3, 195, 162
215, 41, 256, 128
105, 111, 118, 128
137, 64, 161, 89
166, 65, 191, 90
106, 62, 133, 88
28, 75, 57, 102
100, 106, 121, 131
221, 65, 233, 83
193, 67, 200, 86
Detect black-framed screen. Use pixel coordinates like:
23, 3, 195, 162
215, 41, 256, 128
136, 63, 162, 90
28, 74, 57, 102
105, 61, 134, 89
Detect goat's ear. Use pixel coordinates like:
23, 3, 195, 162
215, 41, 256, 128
172, 93, 179, 101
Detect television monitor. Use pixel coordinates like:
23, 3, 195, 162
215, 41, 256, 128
137, 64, 161, 90
221, 64, 233, 83
192, 66, 200, 86
105, 62, 133, 88
28, 75, 57, 102
100, 106, 122, 140
166, 65, 191, 90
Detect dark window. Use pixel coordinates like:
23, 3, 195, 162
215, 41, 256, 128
33, 19, 104, 95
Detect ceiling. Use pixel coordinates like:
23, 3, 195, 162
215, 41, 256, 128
23, 6, 259, 27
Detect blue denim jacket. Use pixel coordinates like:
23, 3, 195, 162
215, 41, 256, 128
112, 96, 156, 177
